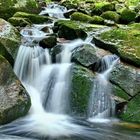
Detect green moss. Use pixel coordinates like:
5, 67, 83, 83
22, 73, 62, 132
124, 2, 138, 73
120, 8, 136, 23
13, 12, 50, 24
71, 12, 93, 23
90, 15, 104, 24
120, 94, 140, 123
99, 26, 140, 66
101, 11, 120, 23
8, 17, 31, 27
129, 23, 140, 30
71, 64, 94, 116
54, 20, 87, 40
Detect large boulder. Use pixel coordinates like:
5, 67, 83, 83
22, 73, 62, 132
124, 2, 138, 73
71, 12, 94, 23
93, 24, 140, 67
0, 18, 21, 66
71, 64, 95, 116
101, 11, 120, 23
53, 20, 87, 40
0, 55, 31, 124
71, 44, 100, 67
0, 0, 40, 20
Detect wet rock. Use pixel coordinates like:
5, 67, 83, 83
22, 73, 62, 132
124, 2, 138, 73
110, 63, 140, 97
93, 25, 140, 67
71, 64, 94, 116
54, 20, 87, 40
39, 36, 57, 49
120, 8, 136, 23
8, 17, 31, 27
0, 55, 31, 124
0, 0, 40, 20
0, 18, 21, 66
13, 12, 51, 24
72, 44, 100, 67
101, 11, 120, 23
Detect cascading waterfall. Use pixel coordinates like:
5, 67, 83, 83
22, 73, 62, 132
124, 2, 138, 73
88, 55, 119, 122
0, 3, 140, 140
0, 18, 98, 139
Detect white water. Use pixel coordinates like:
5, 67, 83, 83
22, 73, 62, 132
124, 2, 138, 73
39, 3, 67, 19
88, 55, 119, 123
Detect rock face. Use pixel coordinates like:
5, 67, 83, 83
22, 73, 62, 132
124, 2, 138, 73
93, 24, 140, 67
71, 64, 94, 116
0, 18, 21, 66
110, 62, 140, 122
0, 55, 31, 124
110, 63, 140, 97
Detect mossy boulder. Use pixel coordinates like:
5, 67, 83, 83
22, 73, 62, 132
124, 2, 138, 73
90, 16, 104, 24
8, 17, 31, 27
53, 20, 87, 40
72, 44, 100, 67
120, 8, 136, 23
91, 2, 115, 15
71, 64, 94, 116
71, 12, 104, 24
0, 0, 40, 20
93, 25, 140, 67
71, 12, 94, 23
0, 18, 21, 66
13, 12, 50, 24
0, 55, 31, 124
101, 11, 120, 23
120, 93, 140, 123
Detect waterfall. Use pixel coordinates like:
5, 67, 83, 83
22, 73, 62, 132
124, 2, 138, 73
88, 55, 119, 123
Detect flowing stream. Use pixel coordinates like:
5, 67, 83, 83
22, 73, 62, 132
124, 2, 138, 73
0, 3, 140, 140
